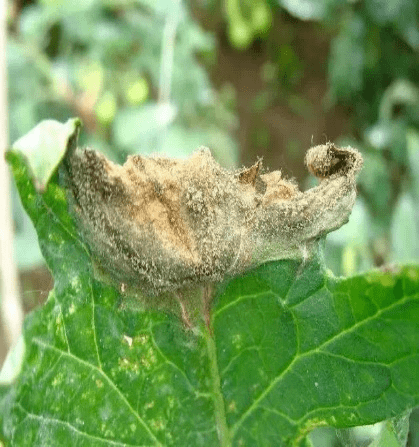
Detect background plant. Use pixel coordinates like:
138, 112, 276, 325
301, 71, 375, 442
220, 0, 419, 275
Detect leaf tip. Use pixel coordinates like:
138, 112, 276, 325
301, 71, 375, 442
9, 117, 83, 192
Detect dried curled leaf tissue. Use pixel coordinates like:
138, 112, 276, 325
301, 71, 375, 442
62, 143, 363, 305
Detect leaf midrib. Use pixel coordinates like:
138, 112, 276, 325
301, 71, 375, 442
204, 324, 231, 447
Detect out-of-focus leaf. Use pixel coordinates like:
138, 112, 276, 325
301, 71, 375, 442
325, 198, 373, 276
379, 80, 419, 123
95, 91, 117, 125
159, 125, 239, 167
365, 0, 413, 26
400, 23, 419, 50
391, 192, 419, 263
136, 0, 185, 18
407, 408, 419, 447
154, 123, 200, 159
388, 121, 409, 167
337, 423, 382, 446
328, 15, 365, 101
364, 0, 418, 52
327, 199, 369, 247
8, 0, 237, 175
7, 42, 44, 101
183, 19, 215, 53
407, 129, 419, 202
366, 120, 409, 167
112, 102, 177, 151
0, 337, 25, 385
308, 427, 337, 447
368, 411, 410, 446
62, 14, 128, 49
278, 0, 326, 20
8, 101, 37, 146
125, 78, 149, 105
366, 122, 411, 169
365, 123, 392, 150
39, 0, 96, 16
19, 5, 51, 43
14, 215, 44, 270
11, 184, 44, 270
358, 152, 392, 224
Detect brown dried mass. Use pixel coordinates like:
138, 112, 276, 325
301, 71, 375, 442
63, 143, 363, 296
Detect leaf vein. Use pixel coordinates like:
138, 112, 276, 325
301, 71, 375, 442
213, 290, 272, 317
31, 337, 161, 446
230, 289, 413, 437
16, 404, 150, 447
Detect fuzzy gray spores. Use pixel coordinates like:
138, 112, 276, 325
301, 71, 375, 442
63, 143, 363, 296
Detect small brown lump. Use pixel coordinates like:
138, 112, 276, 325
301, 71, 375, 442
63, 143, 363, 296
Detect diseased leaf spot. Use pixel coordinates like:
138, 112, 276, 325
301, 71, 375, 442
62, 143, 363, 303
228, 401, 237, 412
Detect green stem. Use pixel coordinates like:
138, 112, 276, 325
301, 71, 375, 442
203, 288, 231, 447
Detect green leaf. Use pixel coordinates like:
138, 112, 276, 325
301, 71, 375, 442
9, 118, 81, 191
278, 0, 326, 21
112, 103, 177, 152
3, 122, 419, 446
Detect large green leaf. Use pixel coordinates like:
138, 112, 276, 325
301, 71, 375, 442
2, 122, 419, 446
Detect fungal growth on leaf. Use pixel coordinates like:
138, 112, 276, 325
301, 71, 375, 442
62, 143, 363, 298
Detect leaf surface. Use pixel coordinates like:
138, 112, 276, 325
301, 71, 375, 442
2, 121, 419, 446
11, 118, 81, 191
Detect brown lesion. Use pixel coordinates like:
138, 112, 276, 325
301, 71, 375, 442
99, 154, 199, 263
237, 160, 262, 186
63, 143, 363, 305
260, 171, 299, 205
236, 159, 299, 202
305, 142, 362, 179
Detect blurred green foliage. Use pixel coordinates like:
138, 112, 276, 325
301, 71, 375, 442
221, 0, 419, 276
8, 0, 239, 163
11, 0, 419, 276
8, 0, 239, 269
